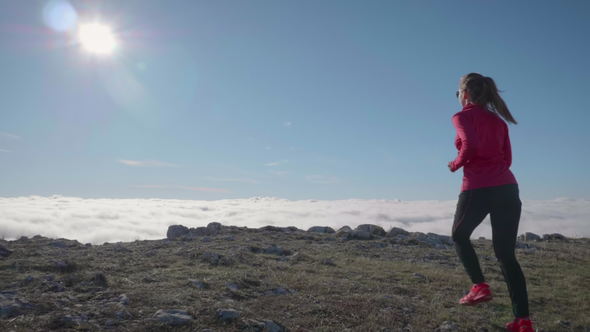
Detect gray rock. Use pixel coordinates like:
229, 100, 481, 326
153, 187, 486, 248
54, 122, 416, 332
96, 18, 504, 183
387, 227, 410, 237
189, 279, 210, 289
355, 224, 386, 236
307, 226, 336, 233
189, 227, 210, 238
0, 245, 13, 258
242, 319, 286, 332
346, 230, 373, 240
207, 222, 223, 235
337, 226, 352, 232
427, 233, 453, 246
263, 244, 292, 256
412, 273, 429, 282
118, 294, 129, 305
264, 320, 287, 332
200, 251, 222, 265
518, 232, 541, 242
259, 225, 283, 232
226, 282, 240, 291
264, 287, 295, 296
167, 225, 189, 240
435, 320, 459, 332
320, 258, 336, 266
47, 314, 89, 329
216, 308, 240, 323
0, 291, 34, 319
91, 272, 108, 288
406, 232, 452, 249
153, 309, 193, 326
542, 233, 567, 241
54, 260, 78, 273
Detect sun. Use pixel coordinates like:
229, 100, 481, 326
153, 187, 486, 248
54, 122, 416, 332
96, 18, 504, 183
77, 23, 117, 55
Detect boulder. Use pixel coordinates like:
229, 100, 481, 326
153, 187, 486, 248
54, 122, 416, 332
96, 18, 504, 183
307, 226, 335, 233
518, 232, 541, 242
346, 230, 373, 240
386, 227, 410, 237
207, 222, 223, 235
166, 225, 189, 240
355, 224, 386, 236
542, 233, 567, 241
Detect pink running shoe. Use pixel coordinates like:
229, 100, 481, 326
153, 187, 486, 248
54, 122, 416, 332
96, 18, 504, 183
505, 317, 534, 332
459, 282, 493, 305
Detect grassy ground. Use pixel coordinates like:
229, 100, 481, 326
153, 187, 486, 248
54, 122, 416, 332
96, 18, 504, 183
0, 228, 589, 331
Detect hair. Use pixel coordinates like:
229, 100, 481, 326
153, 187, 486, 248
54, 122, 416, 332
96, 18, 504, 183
460, 73, 517, 124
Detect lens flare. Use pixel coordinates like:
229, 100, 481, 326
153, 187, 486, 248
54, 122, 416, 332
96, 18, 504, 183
77, 23, 117, 55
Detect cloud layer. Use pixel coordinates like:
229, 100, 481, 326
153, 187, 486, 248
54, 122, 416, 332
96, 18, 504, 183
0, 196, 588, 245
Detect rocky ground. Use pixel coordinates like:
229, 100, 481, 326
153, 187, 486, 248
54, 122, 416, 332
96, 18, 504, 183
1, 222, 589, 331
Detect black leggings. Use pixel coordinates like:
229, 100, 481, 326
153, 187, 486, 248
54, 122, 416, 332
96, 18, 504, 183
452, 183, 529, 318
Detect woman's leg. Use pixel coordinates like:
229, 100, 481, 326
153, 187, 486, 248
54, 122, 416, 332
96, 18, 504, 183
452, 189, 491, 284
490, 184, 529, 318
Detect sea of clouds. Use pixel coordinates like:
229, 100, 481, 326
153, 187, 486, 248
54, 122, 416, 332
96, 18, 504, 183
1, 195, 588, 245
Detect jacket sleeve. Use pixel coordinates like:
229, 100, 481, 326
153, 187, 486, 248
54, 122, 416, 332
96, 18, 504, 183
504, 124, 512, 168
450, 113, 478, 172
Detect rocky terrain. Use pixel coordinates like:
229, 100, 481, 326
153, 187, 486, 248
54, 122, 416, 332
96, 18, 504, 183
1, 222, 589, 331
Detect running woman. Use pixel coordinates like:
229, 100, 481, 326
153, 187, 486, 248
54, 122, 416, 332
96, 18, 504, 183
448, 73, 534, 332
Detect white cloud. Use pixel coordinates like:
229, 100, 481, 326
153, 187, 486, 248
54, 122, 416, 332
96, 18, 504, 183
132, 185, 231, 193
0, 132, 20, 140
265, 160, 288, 167
118, 159, 180, 168
0, 196, 588, 245
0, 149, 10, 153
283, 121, 292, 127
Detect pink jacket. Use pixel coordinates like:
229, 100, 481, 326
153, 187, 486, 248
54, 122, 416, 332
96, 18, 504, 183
450, 103, 517, 191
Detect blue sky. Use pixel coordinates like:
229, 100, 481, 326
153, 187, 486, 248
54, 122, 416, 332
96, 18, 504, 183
0, 0, 588, 201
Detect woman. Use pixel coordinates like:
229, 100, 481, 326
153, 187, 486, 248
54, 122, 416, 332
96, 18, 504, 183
448, 73, 534, 332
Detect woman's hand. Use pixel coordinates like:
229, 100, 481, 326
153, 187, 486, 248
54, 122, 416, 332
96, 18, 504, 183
448, 161, 455, 172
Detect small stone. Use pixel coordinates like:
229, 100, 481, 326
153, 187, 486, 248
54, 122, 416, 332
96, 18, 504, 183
118, 294, 129, 305
153, 309, 193, 326
263, 244, 292, 256
54, 260, 78, 273
189, 279, 210, 289
264, 287, 295, 296
216, 308, 240, 323
226, 282, 240, 291
412, 273, 429, 282
91, 272, 108, 288
0, 245, 13, 258
435, 320, 459, 332
264, 319, 287, 332
321, 258, 336, 266
200, 252, 221, 265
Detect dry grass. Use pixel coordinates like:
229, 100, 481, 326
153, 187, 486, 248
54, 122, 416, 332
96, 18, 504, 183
1, 230, 589, 331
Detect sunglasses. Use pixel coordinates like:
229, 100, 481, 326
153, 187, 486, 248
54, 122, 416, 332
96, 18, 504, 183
455, 90, 461, 98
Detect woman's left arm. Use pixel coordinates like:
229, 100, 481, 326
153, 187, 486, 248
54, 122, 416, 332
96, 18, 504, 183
449, 113, 478, 172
